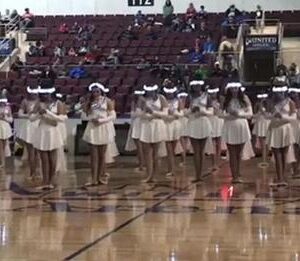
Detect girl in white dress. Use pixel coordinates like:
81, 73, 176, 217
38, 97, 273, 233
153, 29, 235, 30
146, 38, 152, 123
83, 83, 116, 186
17, 86, 39, 180
138, 84, 168, 183
267, 86, 296, 187
187, 80, 213, 182
163, 85, 183, 177
252, 93, 270, 162
207, 86, 224, 171
0, 98, 12, 168
220, 82, 253, 184
32, 86, 67, 189
177, 90, 189, 166
125, 89, 145, 171
289, 87, 300, 177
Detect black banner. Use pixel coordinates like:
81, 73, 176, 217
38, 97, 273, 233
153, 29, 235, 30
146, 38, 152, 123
128, 0, 154, 7
244, 35, 278, 51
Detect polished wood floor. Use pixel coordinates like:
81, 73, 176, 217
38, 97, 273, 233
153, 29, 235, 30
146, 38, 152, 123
1, 154, 300, 260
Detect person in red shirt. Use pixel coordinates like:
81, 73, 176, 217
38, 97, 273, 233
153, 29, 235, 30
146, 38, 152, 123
21, 8, 34, 29
59, 23, 69, 33
185, 3, 197, 20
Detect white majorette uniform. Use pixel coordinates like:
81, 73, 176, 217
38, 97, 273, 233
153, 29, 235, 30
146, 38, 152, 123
0, 99, 13, 140
252, 93, 270, 138
125, 90, 145, 151
177, 91, 189, 137
164, 87, 183, 141
55, 93, 67, 145
33, 100, 66, 151
221, 83, 253, 145
17, 87, 39, 144
266, 88, 296, 149
139, 85, 168, 143
207, 88, 224, 138
82, 96, 116, 145
288, 88, 300, 145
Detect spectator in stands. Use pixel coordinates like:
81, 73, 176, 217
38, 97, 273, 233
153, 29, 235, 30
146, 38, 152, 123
185, 3, 197, 20
78, 41, 89, 55
223, 62, 239, 79
198, 21, 210, 39
134, 10, 146, 27
289, 64, 300, 87
218, 36, 234, 69
21, 8, 34, 29
225, 4, 241, 19
87, 23, 95, 33
211, 61, 223, 77
118, 25, 138, 40
145, 24, 159, 40
69, 22, 80, 34
202, 35, 216, 55
59, 23, 69, 33
171, 15, 182, 32
84, 48, 100, 64
42, 65, 57, 84
198, 5, 208, 20
69, 61, 87, 79
10, 10, 19, 21
194, 37, 201, 50
163, 0, 174, 26
182, 18, 195, 33
289, 63, 299, 75
68, 47, 78, 56
78, 25, 92, 41
188, 47, 203, 64
35, 41, 45, 56
255, 5, 264, 32
28, 42, 37, 56
11, 56, 23, 72
57, 64, 69, 78
272, 68, 289, 86
106, 48, 121, 65
54, 42, 65, 58
0, 9, 10, 23
194, 64, 210, 80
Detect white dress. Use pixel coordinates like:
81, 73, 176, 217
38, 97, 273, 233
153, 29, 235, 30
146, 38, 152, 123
139, 95, 167, 143
0, 105, 12, 140
291, 108, 300, 145
125, 107, 142, 151
187, 94, 212, 139
266, 99, 296, 148
209, 100, 224, 138
83, 97, 115, 145
33, 101, 65, 151
221, 98, 252, 145
17, 100, 39, 144
165, 99, 183, 141
252, 105, 270, 138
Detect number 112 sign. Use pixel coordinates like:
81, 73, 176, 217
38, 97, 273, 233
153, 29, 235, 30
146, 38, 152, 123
128, 0, 154, 6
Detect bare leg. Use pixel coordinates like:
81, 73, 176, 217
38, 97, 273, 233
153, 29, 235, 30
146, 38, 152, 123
152, 142, 160, 179
27, 143, 37, 177
0, 139, 6, 167
198, 138, 207, 178
142, 142, 154, 183
180, 137, 188, 165
211, 137, 221, 170
97, 145, 108, 184
280, 147, 288, 183
133, 138, 144, 170
292, 144, 300, 177
39, 151, 50, 185
191, 138, 200, 180
89, 145, 98, 185
259, 137, 267, 162
272, 148, 281, 184
235, 143, 245, 178
166, 141, 175, 175
49, 150, 58, 186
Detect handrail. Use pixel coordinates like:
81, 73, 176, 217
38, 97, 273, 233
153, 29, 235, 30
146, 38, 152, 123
4, 15, 21, 35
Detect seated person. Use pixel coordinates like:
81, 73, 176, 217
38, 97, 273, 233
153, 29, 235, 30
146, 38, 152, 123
77, 25, 92, 41
69, 22, 80, 34
59, 23, 69, 33
118, 25, 138, 40
225, 4, 241, 19
194, 64, 210, 80
11, 56, 23, 72
202, 35, 216, 55
69, 61, 87, 79
188, 47, 203, 63
35, 41, 45, 56
68, 47, 78, 56
198, 21, 210, 39
272, 68, 289, 86
28, 42, 39, 56
106, 48, 121, 65
198, 5, 208, 20
185, 3, 197, 20
21, 8, 34, 29
182, 18, 195, 33
56, 64, 69, 78
144, 24, 158, 40
134, 10, 146, 26
78, 41, 89, 55
54, 42, 65, 57
41, 65, 56, 84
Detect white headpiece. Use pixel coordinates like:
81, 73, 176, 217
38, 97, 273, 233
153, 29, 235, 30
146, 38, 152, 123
88, 82, 109, 93
38, 86, 56, 94
190, 80, 205, 86
27, 86, 39, 94
257, 93, 268, 99
143, 85, 159, 92
56, 93, 63, 98
163, 86, 177, 94
225, 82, 242, 90
288, 88, 300, 93
177, 92, 188, 98
0, 98, 8, 103
134, 90, 145, 95
272, 86, 288, 93
207, 88, 220, 94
